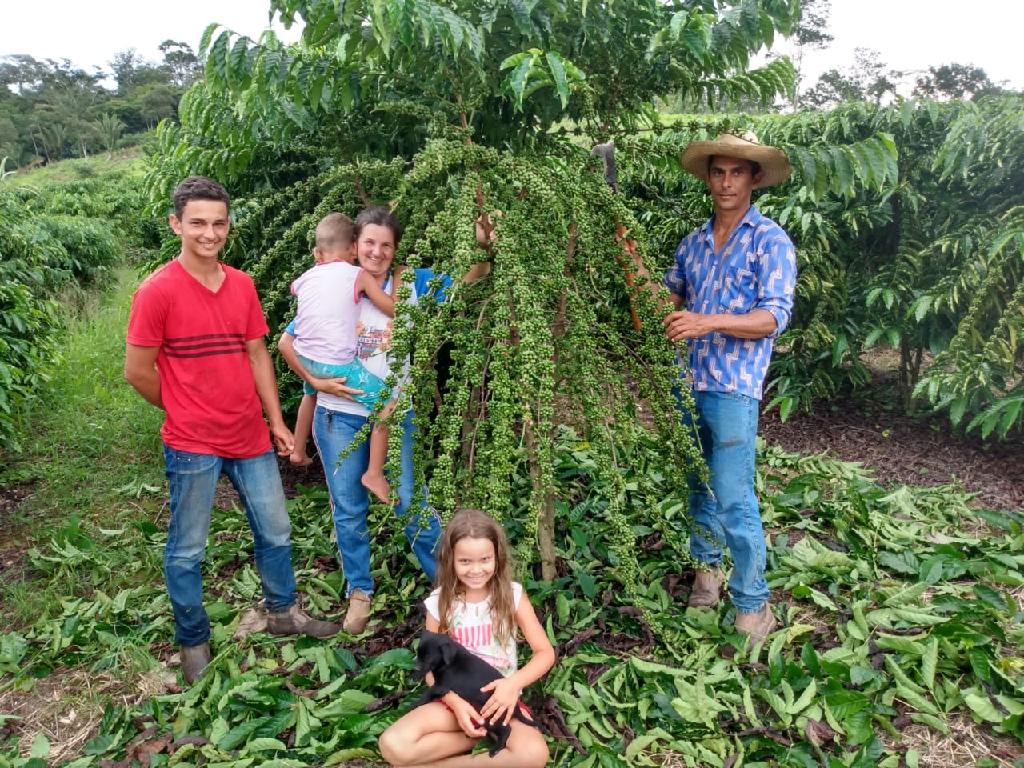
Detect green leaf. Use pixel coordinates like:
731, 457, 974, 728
874, 635, 925, 655
789, 679, 817, 715
577, 570, 597, 599
314, 689, 376, 719
778, 395, 795, 422
544, 52, 570, 108
623, 727, 673, 760
921, 637, 938, 691
199, 23, 220, 57
895, 684, 940, 716
324, 748, 377, 766
506, 54, 536, 110
30, 733, 50, 759
364, 648, 414, 669
949, 397, 968, 426
556, 592, 570, 624
246, 738, 288, 752
218, 717, 270, 750
909, 713, 949, 734
964, 691, 1003, 723
913, 295, 933, 322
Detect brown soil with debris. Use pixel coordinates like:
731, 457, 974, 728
759, 389, 1024, 512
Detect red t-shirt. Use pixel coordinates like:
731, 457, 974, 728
126, 259, 272, 458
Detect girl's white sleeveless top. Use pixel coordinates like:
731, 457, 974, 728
424, 582, 523, 677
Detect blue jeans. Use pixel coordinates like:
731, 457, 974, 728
687, 390, 769, 614
163, 445, 296, 646
311, 406, 440, 596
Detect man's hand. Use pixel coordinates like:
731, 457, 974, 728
663, 310, 714, 341
442, 693, 486, 738
479, 676, 521, 726
270, 422, 295, 456
665, 307, 778, 341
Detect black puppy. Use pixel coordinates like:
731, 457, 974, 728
414, 630, 537, 756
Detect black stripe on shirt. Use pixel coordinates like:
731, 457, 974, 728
164, 347, 248, 359
165, 333, 246, 343
165, 338, 247, 353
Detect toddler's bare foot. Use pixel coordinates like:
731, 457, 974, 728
290, 451, 313, 468
361, 471, 391, 504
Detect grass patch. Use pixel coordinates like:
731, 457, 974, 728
0, 267, 165, 627
2, 148, 146, 189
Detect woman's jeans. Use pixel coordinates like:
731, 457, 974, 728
687, 390, 769, 614
163, 446, 296, 647
311, 406, 440, 596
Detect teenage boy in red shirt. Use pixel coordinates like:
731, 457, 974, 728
125, 176, 339, 684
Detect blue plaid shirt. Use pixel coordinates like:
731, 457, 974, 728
664, 205, 796, 400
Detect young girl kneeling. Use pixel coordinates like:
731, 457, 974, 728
378, 509, 555, 767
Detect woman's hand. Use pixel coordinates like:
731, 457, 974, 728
309, 375, 364, 400
442, 693, 486, 738
478, 677, 521, 726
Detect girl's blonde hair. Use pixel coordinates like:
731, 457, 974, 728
435, 509, 516, 648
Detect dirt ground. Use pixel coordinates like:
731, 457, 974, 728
760, 391, 1024, 512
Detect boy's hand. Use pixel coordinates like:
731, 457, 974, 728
269, 422, 295, 456
479, 676, 520, 725
442, 694, 486, 738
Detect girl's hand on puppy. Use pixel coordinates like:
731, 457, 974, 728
479, 677, 520, 725
442, 693, 486, 738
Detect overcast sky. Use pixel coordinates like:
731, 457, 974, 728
1, 0, 1020, 91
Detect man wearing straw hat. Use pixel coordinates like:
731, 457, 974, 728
663, 131, 797, 641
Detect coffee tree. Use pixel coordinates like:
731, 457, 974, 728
145, 0, 811, 598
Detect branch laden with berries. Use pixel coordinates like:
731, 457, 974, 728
145, 0, 807, 602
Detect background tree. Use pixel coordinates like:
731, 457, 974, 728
109, 49, 145, 94
803, 47, 901, 108
913, 62, 1002, 100
95, 112, 125, 158
0, 117, 18, 164
0, 47, 191, 167
158, 40, 201, 87
788, 0, 832, 108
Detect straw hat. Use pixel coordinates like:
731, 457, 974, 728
681, 131, 791, 189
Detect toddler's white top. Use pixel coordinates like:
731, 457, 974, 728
291, 261, 362, 364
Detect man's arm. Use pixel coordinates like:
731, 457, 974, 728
664, 230, 795, 342
247, 337, 294, 455
663, 308, 777, 342
124, 344, 163, 408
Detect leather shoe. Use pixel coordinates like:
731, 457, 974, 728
735, 603, 777, 642
267, 604, 340, 638
342, 589, 372, 635
687, 568, 723, 608
181, 642, 211, 684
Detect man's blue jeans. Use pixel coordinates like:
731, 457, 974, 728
163, 445, 296, 647
311, 406, 440, 596
688, 390, 769, 614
